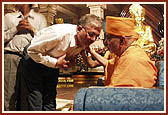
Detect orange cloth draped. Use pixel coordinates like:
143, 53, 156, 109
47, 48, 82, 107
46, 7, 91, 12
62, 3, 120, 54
104, 45, 157, 88
104, 50, 116, 61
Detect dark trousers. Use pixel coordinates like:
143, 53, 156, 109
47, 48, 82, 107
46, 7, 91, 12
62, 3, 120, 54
16, 59, 29, 111
20, 57, 59, 111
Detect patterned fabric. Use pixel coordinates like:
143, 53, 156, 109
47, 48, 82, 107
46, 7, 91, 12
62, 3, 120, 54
73, 88, 88, 111
73, 87, 164, 111
155, 61, 164, 87
159, 61, 164, 87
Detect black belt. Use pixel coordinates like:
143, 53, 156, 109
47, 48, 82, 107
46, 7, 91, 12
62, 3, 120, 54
23, 43, 31, 60
5, 51, 22, 57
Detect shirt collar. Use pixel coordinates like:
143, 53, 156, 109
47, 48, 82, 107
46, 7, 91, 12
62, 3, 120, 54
69, 30, 83, 52
69, 25, 77, 47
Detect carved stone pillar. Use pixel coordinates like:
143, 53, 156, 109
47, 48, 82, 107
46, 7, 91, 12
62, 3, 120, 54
87, 4, 106, 19
87, 4, 107, 48
39, 4, 57, 26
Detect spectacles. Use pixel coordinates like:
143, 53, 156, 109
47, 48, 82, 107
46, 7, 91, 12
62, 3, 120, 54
87, 32, 100, 40
84, 27, 100, 41
105, 34, 123, 42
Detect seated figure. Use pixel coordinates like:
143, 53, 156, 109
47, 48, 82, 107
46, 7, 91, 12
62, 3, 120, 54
129, 3, 156, 58
103, 16, 157, 87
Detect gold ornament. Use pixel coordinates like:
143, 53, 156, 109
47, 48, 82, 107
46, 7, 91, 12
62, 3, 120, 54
129, 4, 156, 58
56, 18, 64, 24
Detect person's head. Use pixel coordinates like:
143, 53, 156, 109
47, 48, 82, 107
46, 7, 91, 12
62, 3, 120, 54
15, 4, 32, 12
105, 16, 139, 56
76, 14, 103, 49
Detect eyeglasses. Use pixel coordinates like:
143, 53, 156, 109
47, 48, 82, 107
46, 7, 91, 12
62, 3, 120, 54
105, 34, 123, 42
87, 32, 100, 40
84, 27, 100, 41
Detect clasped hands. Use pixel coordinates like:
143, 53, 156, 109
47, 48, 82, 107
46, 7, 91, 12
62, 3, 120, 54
16, 17, 35, 35
55, 46, 92, 68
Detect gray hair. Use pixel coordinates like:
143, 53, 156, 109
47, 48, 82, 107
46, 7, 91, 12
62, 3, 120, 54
79, 14, 103, 29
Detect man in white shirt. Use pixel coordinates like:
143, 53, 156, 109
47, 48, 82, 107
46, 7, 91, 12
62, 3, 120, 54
20, 14, 102, 111
4, 4, 47, 111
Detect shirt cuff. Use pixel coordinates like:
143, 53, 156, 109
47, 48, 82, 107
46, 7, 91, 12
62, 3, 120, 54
49, 58, 58, 68
88, 52, 91, 56
32, 28, 37, 35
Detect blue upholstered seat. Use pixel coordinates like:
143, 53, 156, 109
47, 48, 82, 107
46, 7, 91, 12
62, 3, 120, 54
73, 87, 164, 111
155, 61, 164, 87
73, 61, 165, 111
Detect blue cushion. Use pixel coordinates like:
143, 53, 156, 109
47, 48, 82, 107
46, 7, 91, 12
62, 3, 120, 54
73, 87, 164, 111
159, 61, 164, 87
155, 61, 164, 87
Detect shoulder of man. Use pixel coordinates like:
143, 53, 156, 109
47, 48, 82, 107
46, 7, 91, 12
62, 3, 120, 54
31, 9, 46, 18
5, 11, 19, 18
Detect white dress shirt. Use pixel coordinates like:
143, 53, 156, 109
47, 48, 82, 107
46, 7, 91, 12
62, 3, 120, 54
27, 24, 83, 68
4, 9, 47, 53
